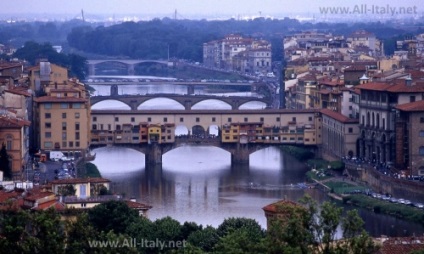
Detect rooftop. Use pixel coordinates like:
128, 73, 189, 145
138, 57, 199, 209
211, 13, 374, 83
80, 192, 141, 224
321, 108, 359, 123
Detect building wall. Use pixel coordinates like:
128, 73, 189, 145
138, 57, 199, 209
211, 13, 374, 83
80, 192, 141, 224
407, 112, 424, 175
38, 101, 89, 155
322, 115, 359, 159
0, 127, 25, 178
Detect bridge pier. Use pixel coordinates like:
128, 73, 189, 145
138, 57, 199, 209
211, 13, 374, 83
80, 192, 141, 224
231, 143, 250, 164
128, 64, 135, 75
187, 85, 195, 95
88, 64, 95, 76
145, 143, 163, 165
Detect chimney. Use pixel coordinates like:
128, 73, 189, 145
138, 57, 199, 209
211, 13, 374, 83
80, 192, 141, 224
405, 74, 412, 86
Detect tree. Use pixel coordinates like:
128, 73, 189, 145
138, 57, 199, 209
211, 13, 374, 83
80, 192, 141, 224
88, 200, 139, 234
65, 213, 100, 254
0, 143, 11, 179
30, 209, 66, 254
268, 195, 378, 254
214, 228, 267, 254
216, 217, 264, 240
57, 184, 76, 196
0, 210, 36, 254
187, 225, 220, 252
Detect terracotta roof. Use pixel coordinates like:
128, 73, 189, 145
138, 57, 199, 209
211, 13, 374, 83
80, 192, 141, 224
377, 237, 424, 254
319, 89, 331, 94
396, 100, 424, 112
32, 199, 65, 211
23, 191, 55, 202
262, 200, 302, 213
124, 200, 152, 210
321, 108, 359, 123
50, 177, 111, 185
5, 88, 31, 97
34, 96, 87, 103
0, 116, 31, 128
0, 190, 21, 203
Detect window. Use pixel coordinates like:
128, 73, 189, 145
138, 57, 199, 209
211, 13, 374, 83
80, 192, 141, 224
348, 128, 353, 133
244, 117, 248, 122
93, 117, 97, 122
228, 117, 232, 122
62, 141, 67, 148
44, 142, 52, 148
45, 113, 51, 119
76, 141, 80, 147
45, 132, 51, 138
420, 146, 424, 155
92, 124, 97, 130
180, 117, 184, 122
75, 132, 80, 140
44, 103, 52, 109
72, 103, 81, 109
164, 117, 167, 122
196, 117, 200, 122
308, 117, 312, 121
148, 117, 151, 122
69, 141, 74, 148
75, 112, 80, 118
62, 122, 67, 131
108, 124, 111, 130
60, 103, 69, 109
421, 117, 424, 123
115, 117, 119, 122
62, 113, 67, 119
6, 135, 12, 150
212, 117, 216, 122
292, 117, 296, 122
75, 123, 80, 131
410, 96, 416, 102
260, 117, 264, 122
45, 122, 51, 128
420, 131, 424, 137
131, 117, 135, 122
276, 117, 280, 122
100, 124, 104, 130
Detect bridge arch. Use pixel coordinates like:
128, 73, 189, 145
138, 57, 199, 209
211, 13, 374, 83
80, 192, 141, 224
91, 99, 131, 110
191, 99, 232, 110
239, 101, 267, 110
137, 97, 185, 110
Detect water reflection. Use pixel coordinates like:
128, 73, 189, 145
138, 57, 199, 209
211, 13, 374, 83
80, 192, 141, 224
92, 146, 424, 236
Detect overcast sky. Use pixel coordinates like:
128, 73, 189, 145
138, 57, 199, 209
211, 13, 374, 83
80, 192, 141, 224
1, 0, 421, 17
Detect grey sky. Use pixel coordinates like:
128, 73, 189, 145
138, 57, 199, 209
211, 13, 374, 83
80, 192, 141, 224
1, 0, 421, 17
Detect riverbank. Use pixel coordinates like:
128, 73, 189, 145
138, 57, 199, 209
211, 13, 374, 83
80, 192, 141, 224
280, 145, 424, 226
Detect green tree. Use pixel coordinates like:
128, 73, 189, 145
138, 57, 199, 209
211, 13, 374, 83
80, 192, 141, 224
0, 210, 36, 254
187, 225, 219, 252
57, 184, 76, 196
88, 200, 139, 234
214, 228, 267, 254
0, 143, 11, 179
30, 208, 66, 254
65, 213, 100, 254
216, 217, 264, 239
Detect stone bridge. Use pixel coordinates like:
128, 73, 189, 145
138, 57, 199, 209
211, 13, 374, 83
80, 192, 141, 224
87, 59, 174, 76
90, 94, 271, 110
93, 137, 318, 166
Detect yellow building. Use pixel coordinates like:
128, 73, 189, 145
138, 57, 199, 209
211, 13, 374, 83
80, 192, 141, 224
34, 79, 90, 158
0, 115, 30, 180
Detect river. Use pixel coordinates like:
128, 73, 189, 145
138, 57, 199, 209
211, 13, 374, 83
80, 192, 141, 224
89, 80, 424, 237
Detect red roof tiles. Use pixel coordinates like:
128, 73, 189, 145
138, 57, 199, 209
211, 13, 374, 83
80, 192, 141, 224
396, 100, 424, 112
321, 108, 359, 123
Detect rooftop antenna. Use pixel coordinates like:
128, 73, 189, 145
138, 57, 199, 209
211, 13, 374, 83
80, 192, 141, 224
81, 9, 85, 22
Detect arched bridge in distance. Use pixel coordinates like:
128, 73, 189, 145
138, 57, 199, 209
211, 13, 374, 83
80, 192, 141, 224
90, 94, 271, 110
87, 59, 174, 76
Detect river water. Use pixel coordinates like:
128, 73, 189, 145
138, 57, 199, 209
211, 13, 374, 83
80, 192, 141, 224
89, 81, 424, 237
